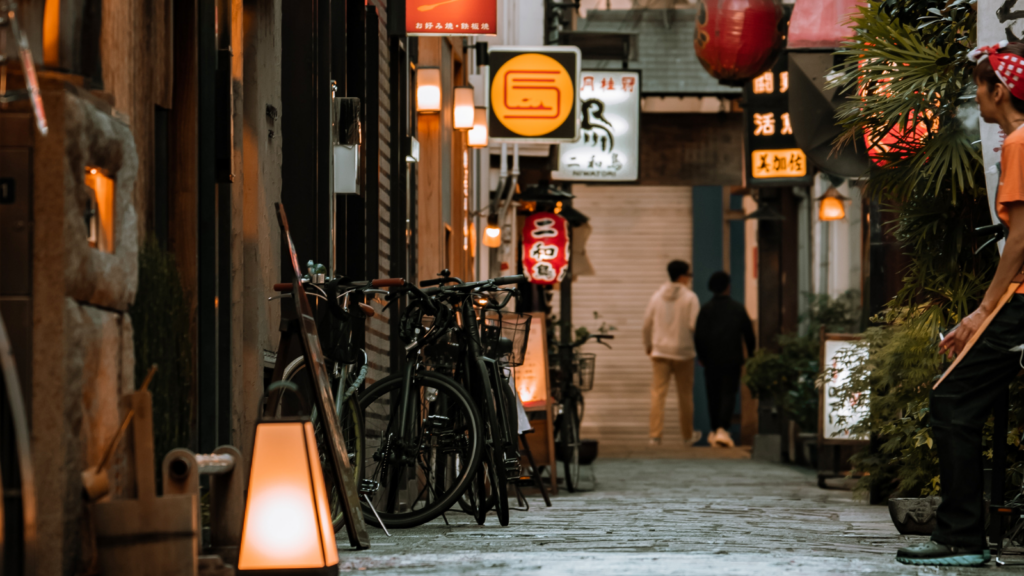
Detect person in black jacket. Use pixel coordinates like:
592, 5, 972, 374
694, 271, 756, 448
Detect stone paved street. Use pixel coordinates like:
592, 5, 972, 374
339, 458, 1024, 575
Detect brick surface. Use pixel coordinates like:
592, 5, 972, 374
337, 458, 1019, 574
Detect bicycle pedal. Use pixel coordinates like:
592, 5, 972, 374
424, 414, 450, 428
360, 479, 380, 495
513, 476, 535, 487
503, 457, 521, 477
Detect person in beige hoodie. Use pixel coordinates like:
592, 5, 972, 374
643, 260, 702, 446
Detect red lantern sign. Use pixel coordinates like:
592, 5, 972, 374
522, 212, 570, 285
694, 0, 785, 86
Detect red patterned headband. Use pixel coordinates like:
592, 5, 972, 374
970, 41, 1024, 100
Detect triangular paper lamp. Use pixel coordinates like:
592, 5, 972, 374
238, 422, 339, 575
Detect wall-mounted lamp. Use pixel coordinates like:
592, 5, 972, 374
237, 421, 339, 574
454, 86, 475, 129
468, 107, 489, 148
416, 67, 441, 113
483, 214, 502, 248
818, 187, 848, 221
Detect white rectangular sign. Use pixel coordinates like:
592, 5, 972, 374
551, 70, 640, 182
821, 339, 869, 443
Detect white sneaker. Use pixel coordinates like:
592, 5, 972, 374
684, 430, 703, 447
707, 429, 719, 446
715, 427, 735, 448
648, 437, 662, 446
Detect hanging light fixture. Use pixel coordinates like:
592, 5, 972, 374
483, 214, 502, 248
237, 421, 339, 574
416, 67, 441, 113
818, 186, 848, 221
454, 86, 475, 129
468, 107, 489, 148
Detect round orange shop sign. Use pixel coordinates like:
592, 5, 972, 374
489, 48, 580, 141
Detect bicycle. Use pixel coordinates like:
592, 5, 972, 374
267, 272, 402, 531
551, 333, 613, 492
357, 272, 524, 528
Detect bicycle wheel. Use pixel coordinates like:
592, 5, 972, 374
491, 371, 518, 526
359, 371, 483, 529
560, 398, 582, 493
282, 357, 364, 533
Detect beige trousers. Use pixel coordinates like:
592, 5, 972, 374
649, 358, 695, 440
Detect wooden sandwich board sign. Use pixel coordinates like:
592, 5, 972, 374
275, 203, 371, 550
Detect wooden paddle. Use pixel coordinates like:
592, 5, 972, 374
934, 273, 1024, 389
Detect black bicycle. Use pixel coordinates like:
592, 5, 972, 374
552, 333, 613, 492
356, 272, 524, 528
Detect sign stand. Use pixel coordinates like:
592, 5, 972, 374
515, 312, 558, 495
817, 329, 868, 489
272, 203, 371, 550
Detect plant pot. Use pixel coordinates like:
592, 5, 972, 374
888, 496, 941, 535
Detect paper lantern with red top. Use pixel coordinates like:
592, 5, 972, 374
694, 0, 786, 86
522, 212, 570, 286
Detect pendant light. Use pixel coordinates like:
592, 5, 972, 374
454, 86, 475, 129
416, 67, 441, 113
818, 186, 848, 221
468, 107, 489, 148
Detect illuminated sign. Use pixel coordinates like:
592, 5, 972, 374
551, 70, 640, 182
489, 46, 581, 143
406, 0, 497, 36
744, 58, 812, 186
751, 149, 807, 179
522, 212, 570, 285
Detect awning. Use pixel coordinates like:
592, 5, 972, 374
787, 0, 865, 50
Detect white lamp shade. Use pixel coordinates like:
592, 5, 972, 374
417, 68, 441, 113
454, 86, 475, 129
238, 422, 339, 571
468, 108, 489, 148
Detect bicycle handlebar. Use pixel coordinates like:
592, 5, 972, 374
371, 278, 405, 288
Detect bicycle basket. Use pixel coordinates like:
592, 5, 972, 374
574, 353, 596, 391
480, 310, 531, 367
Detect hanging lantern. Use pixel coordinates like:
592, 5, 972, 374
416, 67, 441, 113
483, 214, 502, 248
694, 0, 786, 86
454, 86, 475, 129
522, 212, 570, 285
818, 187, 848, 221
237, 421, 339, 574
468, 107, 489, 148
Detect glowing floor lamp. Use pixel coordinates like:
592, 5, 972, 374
237, 421, 339, 575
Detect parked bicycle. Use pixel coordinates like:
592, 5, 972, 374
551, 333, 613, 492
356, 272, 526, 528
267, 268, 401, 531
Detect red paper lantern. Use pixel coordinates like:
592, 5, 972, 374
522, 212, 570, 285
694, 0, 786, 86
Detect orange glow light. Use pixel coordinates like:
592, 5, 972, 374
468, 107, 489, 147
238, 422, 338, 571
417, 68, 441, 113
454, 86, 475, 129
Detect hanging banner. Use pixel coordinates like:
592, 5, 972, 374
522, 212, 570, 285
743, 56, 813, 187
406, 0, 497, 36
489, 46, 581, 143
551, 70, 641, 182
979, 1, 1024, 252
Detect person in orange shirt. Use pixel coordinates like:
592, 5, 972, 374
897, 41, 1024, 566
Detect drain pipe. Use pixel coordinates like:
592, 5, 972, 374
497, 143, 519, 225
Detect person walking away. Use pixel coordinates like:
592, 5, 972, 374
694, 271, 756, 448
643, 260, 702, 446
896, 41, 1024, 566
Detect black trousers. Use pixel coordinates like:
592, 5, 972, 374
705, 363, 742, 431
932, 294, 1024, 548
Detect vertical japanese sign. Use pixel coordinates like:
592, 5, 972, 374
551, 70, 640, 182
522, 212, 570, 285
406, 0, 497, 36
489, 46, 581, 143
743, 57, 812, 187
979, 1, 1024, 246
